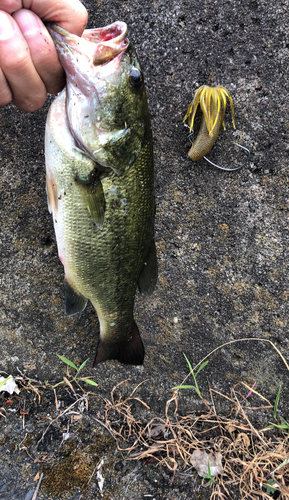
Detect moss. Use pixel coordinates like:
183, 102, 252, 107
0, 435, 11, 445
41, 432, 115, 497
25, 434, 33, 447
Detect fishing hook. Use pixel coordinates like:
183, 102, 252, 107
186, 126, 250, 171
203, 143, 250, 171
188, 130, 194, 145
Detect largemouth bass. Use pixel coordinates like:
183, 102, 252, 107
45, 22, 157, 366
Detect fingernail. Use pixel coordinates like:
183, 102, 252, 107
13, 9, 43, 37
0, 12, 15, 40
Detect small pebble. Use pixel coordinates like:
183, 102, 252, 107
25, 425, 35, 434
24, 491, 34, 500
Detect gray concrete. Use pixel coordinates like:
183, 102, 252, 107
0, 0, 288, 498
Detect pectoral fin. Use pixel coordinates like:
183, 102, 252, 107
46, 174, 58, 216
64, 279, 87, 315
138, 238, 158, 296
76, 170, 106, 229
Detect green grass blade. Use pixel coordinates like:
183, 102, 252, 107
194, 383, 202, 399
204, 462, 214, 486
51, 381, 66, 389
78, 359, 89, 372
269, 422, 289, 429
280, 416, 289, 427
172, 385, 195, 390
273, 385, 281, 418
57, 355, 78, 371
208, 461, 212, 483
195, 360, 209, 376
80, 378, 98, 387
183, 353, 198, 387
178, 353, 204, 399
0, 376, 12, 389
183, 353, 194, 375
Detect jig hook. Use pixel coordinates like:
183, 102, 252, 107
203, 142, 250, 171
184, 85, 250, 170
184, 85, 235, 161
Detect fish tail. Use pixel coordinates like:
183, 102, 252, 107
93, 321, 144, 366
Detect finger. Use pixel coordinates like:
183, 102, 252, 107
24, 0, 88, 36
0, 66, 12, 107
0, 1, 21, 14
13, 9, 65, 95
0, 1, 87, 36
0, 10, 46, 112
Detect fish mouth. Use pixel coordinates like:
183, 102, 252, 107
83, 22, 129, 64
47, 21, 129, 65
47, 21, 133, 171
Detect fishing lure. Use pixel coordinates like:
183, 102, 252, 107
183, 85, 250, 170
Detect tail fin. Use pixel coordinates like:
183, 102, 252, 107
93, 321, 144, 366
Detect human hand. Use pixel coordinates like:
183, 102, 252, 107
0, 0, 88, 112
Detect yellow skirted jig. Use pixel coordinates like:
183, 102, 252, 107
184, 85, 235, 162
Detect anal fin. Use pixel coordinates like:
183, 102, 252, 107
64, 279, 87, 315
138, 238, 158, 296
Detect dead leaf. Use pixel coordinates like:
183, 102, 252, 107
147, 423, 166, 438
235, 433, 250, 448
190, 450, 223, 477
33, 472, 40, 481
97, 459, 104, 495
63, 377, 76, 394
225, 424, 236, 434
165, 456, 178, 471
34, 454, 51, 463
72, 414, 82, 421
130, 442, 164, 459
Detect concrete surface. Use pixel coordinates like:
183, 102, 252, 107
0, 0, 288, 498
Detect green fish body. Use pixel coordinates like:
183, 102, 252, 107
45, 22, 157, 366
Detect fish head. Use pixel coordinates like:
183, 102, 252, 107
48, 22, 150, 174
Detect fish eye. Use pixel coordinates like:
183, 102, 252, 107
129, 68, 143, 89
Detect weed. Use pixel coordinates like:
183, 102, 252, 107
273, 384, 281, 418
46, 356, 98, 391
264, 478, 279, 494
268, 386, 289, 434
171, 353, 208, 399
269, 416, 289, 433
203, 461, 215, 487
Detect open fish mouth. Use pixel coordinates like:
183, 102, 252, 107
47, 21, 129, 65
82, 22, 129, 64
47, 21, 144, 172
